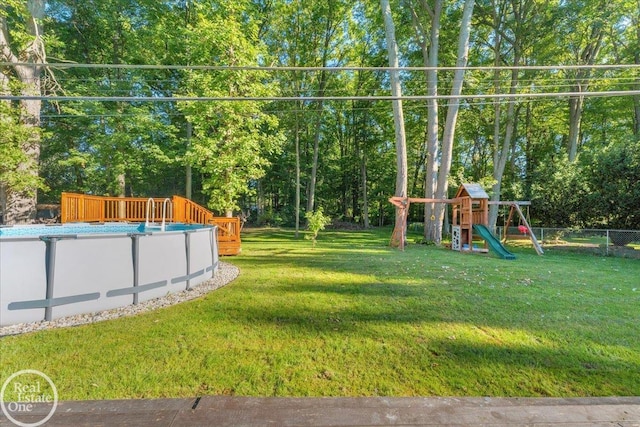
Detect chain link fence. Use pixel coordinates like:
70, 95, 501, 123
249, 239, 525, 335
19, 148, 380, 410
496, 226, 640, 258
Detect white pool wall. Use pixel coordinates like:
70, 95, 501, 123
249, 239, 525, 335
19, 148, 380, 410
0, 226, 218, 327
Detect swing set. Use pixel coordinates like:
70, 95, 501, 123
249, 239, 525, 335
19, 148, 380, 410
494, 201, 544, 255
389, 183, 543, 257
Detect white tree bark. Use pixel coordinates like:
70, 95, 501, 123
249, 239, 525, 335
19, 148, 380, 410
380, 0, 408, 247
409, 0, 443, 240
432, 0, 475, 243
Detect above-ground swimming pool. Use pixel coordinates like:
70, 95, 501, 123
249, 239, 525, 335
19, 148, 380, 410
0, 222, 205, 237
0, 222, 219, 327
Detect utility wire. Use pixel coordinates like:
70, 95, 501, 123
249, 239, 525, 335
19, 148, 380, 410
3, 62, 640, 72
4, 90, 640, 102
39, 95, 577, 119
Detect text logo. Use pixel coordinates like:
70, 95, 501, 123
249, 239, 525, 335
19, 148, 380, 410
1, 369, 58, 427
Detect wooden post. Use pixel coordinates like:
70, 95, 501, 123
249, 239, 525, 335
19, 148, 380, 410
467, 197, 473, 249
389, 198, 408, 249
481, 199, 488, 226
503, 205, 515, 241
80, 194, 85, 222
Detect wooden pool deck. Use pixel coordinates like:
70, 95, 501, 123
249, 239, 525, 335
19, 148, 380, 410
59, 193, 242, 255
2, 396, 638, 426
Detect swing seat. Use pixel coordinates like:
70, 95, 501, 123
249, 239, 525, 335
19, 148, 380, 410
504, 226, 529, 240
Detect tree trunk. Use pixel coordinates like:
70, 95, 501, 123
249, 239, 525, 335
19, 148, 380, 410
307, 96, 323, 213
5, 77, 41, 224
361, 148, 370, 228
116, 172, 126, 219
257, 179, 264, 217
186, 121, 193, 199
381, 0, 408, 247
408, 0, 443, 241
567, 25, 604, 161
567, 93, 584, 162
0, 71, 7, 222
424, 2, 441, 240
634, 92, 640, 141
488, 5, 504, 231
633, 17, 640, 140
307, 13, 334, 214
295, 108, 301, 237
489, 60, 520, 230
432, 0, 475, 243
0, 11, 45, 224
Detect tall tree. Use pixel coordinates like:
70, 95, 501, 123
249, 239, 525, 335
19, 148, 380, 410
409, 0, 475, 242
261, 0, 311, 232
0, 0, 47, 223
178, 1, 284, 215
381, 0, 409, 247
616, 0, 640, 141
43, 0, 182, 200
558, 0, 611, 161
407, 0, 443, 239
479, 0, 546, 229
306, 9, 332, 214
262, 0, 359, 227
432, 0, 474, 238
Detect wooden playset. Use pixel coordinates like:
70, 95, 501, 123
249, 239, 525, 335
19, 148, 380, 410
389, 183, 543, 258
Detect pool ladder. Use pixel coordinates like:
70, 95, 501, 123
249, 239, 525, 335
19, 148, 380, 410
145, 198, 173, 231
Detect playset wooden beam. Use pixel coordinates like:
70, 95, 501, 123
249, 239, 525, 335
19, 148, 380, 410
502, 204, 516, 241
389, 196, 462, 208
487, 200, 532, 206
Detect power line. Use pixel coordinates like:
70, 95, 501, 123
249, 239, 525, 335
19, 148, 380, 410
38, 96, 572, 120
4, 89, 640, 103
30, 77, 640, 93
3, 62, 640, 72
38, 95, 584, 120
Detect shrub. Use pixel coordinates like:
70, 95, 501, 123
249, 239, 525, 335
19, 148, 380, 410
609, 231, 636, 247
257, 208, 283, 227
305, 208, 332, 248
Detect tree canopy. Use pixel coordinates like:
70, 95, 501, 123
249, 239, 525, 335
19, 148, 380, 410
0, 0, 638, 230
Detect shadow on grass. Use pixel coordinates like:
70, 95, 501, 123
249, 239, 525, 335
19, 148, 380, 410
427, 339, 640, 395
206, 292, 640, 395
217, 230, 640, 392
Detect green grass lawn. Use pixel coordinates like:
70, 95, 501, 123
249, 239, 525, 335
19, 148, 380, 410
2, 227, 639, 399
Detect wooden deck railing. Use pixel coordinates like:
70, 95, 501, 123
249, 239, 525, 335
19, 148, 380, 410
61, 193, 171, 223
172, 195, 213, 225
171, 195, 241, 256
60, 192, 241, 255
